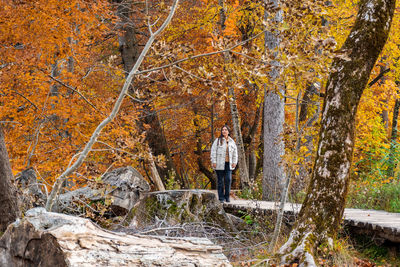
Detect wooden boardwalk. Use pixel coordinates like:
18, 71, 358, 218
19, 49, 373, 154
223, 199, 400, 243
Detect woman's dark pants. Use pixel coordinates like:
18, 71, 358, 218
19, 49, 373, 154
216, 162, 232, 202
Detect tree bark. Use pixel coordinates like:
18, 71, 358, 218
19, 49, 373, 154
248, 150, 257, 182
113, 0, 139, 74
377, 64, 390, 131
262, 0, 285, 201
298, 84, 320, 126
279, 0, 396, 265
141, 108, 178, 184
263, 89, 285, 201
0, 125, 20, 233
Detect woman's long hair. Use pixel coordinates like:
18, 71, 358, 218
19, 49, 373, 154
218, 125, 231, 146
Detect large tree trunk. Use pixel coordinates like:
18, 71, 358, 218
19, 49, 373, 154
113, 0, 139, 75
262, 0, 285, 201
263, 90, 285, 201
0, 125, 20, 232
0, 208, 231, 266
279, 0, 396, 265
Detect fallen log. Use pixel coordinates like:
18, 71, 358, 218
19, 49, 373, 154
0, 208, 231, 267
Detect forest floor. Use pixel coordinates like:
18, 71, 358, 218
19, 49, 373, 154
221, 192, 399, 266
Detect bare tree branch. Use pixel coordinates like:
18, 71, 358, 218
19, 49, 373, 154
45, 0, 180, 211
368, 67, 390, 87
11, 90, 39, 110
135, 30, 267, 76
49, 75, 103, 114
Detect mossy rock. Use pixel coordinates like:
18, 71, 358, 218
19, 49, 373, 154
126, 190, 237, 232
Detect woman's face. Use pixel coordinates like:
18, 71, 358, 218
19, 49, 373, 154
222, 127, 229, 138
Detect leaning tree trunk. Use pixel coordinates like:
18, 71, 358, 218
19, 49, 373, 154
262, 0, 286, 201
0, 125, 20, 232
279, 0, 396, 265
141, 107, 180, 185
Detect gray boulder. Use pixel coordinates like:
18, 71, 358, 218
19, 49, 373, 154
15, 168, 45, 210
54, 166, 150, 216
101, 166, 150, 215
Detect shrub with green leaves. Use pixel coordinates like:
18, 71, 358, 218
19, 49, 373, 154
347, 181, 400, 213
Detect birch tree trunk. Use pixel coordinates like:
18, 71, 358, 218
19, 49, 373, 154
279, 0, 396, 265
262, 0, 285, 201
0, 124, 20, 232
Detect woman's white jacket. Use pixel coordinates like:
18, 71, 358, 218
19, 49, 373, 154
210, 137, 238, 170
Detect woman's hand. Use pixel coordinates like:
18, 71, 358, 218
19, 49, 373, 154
212, 163, 216, 169
231, 163, 237, 169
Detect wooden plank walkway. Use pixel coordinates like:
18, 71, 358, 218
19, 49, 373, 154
223, 199, 400, 243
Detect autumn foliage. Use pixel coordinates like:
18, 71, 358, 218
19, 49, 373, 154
1, 0, 400, 204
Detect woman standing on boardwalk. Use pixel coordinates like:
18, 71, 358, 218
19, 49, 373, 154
210, 125, 238, 203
